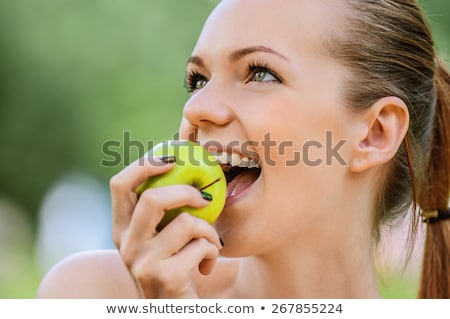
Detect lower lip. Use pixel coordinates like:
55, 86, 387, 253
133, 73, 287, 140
224, 172, 262, 208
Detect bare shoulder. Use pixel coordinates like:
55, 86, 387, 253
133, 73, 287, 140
36, 249, 140, 299
36, 250, 241, 299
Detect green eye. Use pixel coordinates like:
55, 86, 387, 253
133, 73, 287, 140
253, 70, 278, 82
195, 79, 207, 90
185, 70, 208, 93
248, 62, 281, 84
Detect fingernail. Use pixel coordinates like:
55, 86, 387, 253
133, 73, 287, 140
220, 238, 224, 247
201, 191, 213, 201
160, 156, 176, 164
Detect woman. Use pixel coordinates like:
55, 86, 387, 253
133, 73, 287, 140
37, 0, 450, 298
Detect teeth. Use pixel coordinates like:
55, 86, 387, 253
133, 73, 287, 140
240, 156, 251, 167
212, 152, 260, 168
214, 152, 229, 164
248, 160, 260, 168
231, 153, 241, 167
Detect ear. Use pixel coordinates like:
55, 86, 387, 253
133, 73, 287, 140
349, 97, 410, 173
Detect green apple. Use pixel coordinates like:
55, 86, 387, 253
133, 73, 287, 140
136, 140, 226, 230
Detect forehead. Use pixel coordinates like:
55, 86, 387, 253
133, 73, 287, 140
193, 0, 343, 57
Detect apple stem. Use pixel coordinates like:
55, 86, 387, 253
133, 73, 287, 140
199, 177, 222, 191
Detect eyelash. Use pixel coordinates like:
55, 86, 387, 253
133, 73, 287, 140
183, 70, 206, 93
247, 60, 282, 83
183, 60, 282, 93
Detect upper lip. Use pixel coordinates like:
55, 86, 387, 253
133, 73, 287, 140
200, 142, 240, 155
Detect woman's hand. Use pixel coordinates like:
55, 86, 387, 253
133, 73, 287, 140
110, 155, 223, 298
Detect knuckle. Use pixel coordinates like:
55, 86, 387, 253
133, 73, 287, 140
151, 266, 186, 296
184, 185, 202, 199
121, 254, 133, 270
112, 224, 123, 245
131, 261, 153, 282
195, 237, 219, 256
138, 190, 161, 208
132, 262, 174, 290
109, 174, 123, 191
197, 237, 209, 245
112, 232, 121, 249
172, 184, 198, 202
118, 237, 136, 270
196, 237, 215, 251
131, 265, 153, 288
151, 267, 172, 286
129, 256, 194, 298
120, 249, 134, 270
176, 212, 196, 227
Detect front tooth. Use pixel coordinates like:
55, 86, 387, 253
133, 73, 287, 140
214, 152, 229, 164
231, 153, 241, 167
248, 159, 260, 168
239, 156, 251, 168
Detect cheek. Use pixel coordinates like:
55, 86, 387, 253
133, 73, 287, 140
251, 93, 352, 211
242, 92, 349, 165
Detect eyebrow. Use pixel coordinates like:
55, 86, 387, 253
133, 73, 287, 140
228, 45, 289, 62
187, 45, 289, 67
187, 56, 205, 67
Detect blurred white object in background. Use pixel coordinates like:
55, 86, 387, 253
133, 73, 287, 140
35, 172, 113, 273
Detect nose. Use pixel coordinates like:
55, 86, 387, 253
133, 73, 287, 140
182, 83, 234, 133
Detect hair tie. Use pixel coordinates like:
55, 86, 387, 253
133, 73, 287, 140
421, 208, 450, 224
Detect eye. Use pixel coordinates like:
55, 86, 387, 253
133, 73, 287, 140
184, 70, 208, 93
253, 70, 278, 82
248, 62, 281, 83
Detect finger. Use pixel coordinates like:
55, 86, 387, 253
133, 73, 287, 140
113, 154, 175, 192
125, 237, 219, 298
110, 156, 174, 243
151, 212, 222, 258
198, 256, 218, 276
172, 237, 220, 275
127, 186, 211, 244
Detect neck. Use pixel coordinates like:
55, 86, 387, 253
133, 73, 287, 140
232, 210, 381, 298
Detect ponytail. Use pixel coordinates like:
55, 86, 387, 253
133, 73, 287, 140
330, 0, 449, 297
418, 59, 450, 299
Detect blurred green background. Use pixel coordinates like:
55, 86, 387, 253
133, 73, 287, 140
0, 0, 448, 298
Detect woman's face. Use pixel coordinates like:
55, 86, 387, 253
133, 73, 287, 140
179, 0, 357, 257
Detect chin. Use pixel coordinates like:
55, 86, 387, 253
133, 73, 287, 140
213, 206, 265, 258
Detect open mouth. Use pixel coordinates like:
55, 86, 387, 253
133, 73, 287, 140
213, 152, 262, 198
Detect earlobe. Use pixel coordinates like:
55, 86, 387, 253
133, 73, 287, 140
349, 97, 410, 173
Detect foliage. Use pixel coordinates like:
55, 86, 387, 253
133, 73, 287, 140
1, 0, 448, 225
0, 0, 215, 225
0, 0, 448, 299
